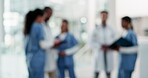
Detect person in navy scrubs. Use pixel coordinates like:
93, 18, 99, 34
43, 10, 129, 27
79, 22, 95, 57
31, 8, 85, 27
24, 9, 60, 78
54, 19, 79, 78
113, 16, 138, 78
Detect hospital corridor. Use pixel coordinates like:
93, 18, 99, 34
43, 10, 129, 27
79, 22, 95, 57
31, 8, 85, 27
0, 0, 148, 78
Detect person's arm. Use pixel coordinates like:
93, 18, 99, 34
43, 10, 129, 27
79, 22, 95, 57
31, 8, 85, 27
120, 32, 138, 54
119, 46, 138, 54
36, 24, 60, 50
39, 40, 54, 50
64, 45, 79, 55
40, 39, 61, 50
111, 28, 119, 43
58, 34, 79, 56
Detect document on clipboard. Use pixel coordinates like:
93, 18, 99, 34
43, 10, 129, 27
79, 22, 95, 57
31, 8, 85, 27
109, 37, 134, 49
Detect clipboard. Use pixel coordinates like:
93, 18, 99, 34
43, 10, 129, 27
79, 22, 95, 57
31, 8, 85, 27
109, 37, 134, 49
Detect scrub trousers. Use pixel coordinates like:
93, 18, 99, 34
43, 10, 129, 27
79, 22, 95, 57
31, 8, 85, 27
58, 65, 76, 78
28, 69, 44, 78
27, 52, 45, 78
118, 69, 133, 78
118, 53, 137, 78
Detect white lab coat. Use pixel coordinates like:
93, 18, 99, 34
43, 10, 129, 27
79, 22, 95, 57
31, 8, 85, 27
90, 25, 116, 72
42, 22, 57, 72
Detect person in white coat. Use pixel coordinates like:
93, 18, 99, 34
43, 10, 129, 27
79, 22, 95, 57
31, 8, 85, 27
90, 11, 116, 78
43, 7, 58, 78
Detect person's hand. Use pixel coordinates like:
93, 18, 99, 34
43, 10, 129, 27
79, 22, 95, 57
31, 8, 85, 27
59, 51, 66, 56
52, 39, 61, 48
54, 39, 61, 45
112, 46, 120, 52
101, 44, 109, 52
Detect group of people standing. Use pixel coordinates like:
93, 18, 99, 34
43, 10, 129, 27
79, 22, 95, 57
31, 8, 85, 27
90, 11, 138, 78
24, 7, 78, 78
23, 7, 138, 78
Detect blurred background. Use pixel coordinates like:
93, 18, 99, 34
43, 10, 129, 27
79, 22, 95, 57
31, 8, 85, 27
0, 0, 148, 78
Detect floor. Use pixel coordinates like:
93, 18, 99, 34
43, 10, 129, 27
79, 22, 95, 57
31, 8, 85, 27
0, 53, 140, 78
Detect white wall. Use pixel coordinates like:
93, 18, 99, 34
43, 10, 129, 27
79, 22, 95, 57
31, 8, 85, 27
139, 37, 148, 78
117, 0, 148, 17
86, 0, 96, 42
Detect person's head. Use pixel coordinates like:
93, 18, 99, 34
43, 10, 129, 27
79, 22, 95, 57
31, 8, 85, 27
61, 19, 69, 33
34, 9, 44, 23
100, 11, 108, 26
121, 16, 133, 30
43, 7, 53, 22
23, 9, 44, 36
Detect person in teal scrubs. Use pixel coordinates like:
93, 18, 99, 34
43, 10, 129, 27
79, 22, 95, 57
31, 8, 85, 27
24, 9, 46, 78
113, 16, 138, 78
54, 19, 79, 78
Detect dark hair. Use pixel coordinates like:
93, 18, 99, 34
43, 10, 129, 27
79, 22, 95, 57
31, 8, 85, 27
122, 16, 133, 30
23, 9, 44, 36
24, 11, 34, 36
122, 16, 131, 23
62, 19, 69, 24
44, 7, 52, 12
100, 11, 108, 14
34, 9, 44, 18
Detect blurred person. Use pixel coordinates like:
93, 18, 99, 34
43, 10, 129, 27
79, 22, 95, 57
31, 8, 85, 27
112, 16, 138, 78
43, 7, 58, 78
23, 9, 60, 78
54, 19, 79, 78
90, 11, 116, 78
24, 9, 45, 78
